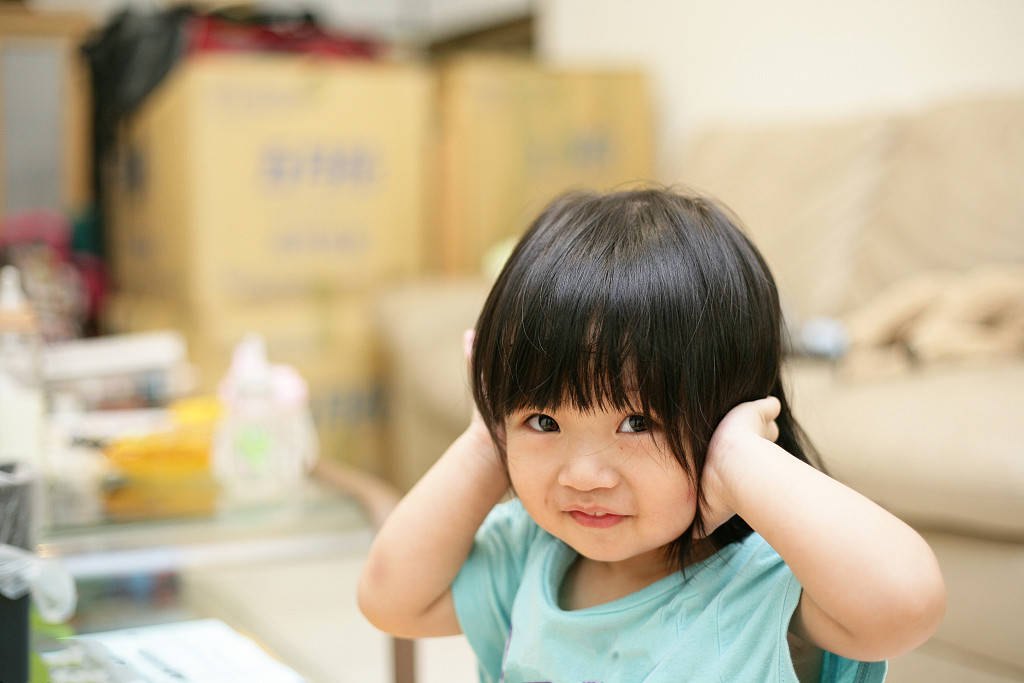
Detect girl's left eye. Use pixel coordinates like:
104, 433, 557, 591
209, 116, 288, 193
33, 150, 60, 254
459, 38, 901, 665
618, 415, 651, 433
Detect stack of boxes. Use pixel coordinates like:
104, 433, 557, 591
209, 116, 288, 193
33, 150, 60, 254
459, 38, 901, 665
105, 54, 433, 474
105, 52, 652, 481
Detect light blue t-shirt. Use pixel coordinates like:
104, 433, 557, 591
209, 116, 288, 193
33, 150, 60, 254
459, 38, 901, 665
452, 500, 886, 683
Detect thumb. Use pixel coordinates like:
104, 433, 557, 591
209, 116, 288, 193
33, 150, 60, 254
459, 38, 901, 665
757, 396, 781, 442
758, 395, 782, 421
463, 329, 475, 363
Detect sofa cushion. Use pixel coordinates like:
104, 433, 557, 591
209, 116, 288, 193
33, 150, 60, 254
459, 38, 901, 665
786, 359, 1024, 538
375, 280, 490, 489
918, 529, 1024, 671
682, 118, 890, 320
856, 97, 1024, 310
682, 96, 1024, 323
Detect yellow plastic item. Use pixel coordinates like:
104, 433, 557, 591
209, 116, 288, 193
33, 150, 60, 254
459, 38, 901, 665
169, 395, 223, 427
101, 396, 224, 520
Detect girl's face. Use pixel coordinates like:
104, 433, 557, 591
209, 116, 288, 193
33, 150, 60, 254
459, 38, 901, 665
505, 405, 697, 579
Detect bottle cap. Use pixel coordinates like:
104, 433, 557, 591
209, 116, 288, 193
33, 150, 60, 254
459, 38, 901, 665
218, 333, 273, 403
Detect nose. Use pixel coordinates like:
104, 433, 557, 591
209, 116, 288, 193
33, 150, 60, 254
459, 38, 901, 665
557, 441, 620, 492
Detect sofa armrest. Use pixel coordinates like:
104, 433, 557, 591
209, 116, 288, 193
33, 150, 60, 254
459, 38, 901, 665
786, 358, 1024, 540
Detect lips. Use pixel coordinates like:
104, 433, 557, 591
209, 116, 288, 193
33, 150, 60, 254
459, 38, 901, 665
568, 508, 626, 528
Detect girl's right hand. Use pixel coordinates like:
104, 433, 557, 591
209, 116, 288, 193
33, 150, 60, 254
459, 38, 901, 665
358, 329, 510, 640
462, 329, 497, 451
700, 396, 782, 535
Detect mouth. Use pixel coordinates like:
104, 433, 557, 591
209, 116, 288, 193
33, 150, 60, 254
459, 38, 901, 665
567, 508, 627, 529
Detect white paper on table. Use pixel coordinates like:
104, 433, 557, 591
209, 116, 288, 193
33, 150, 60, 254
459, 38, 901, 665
71, 618, 305, 682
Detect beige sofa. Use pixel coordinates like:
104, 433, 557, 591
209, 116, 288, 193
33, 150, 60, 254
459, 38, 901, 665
375, 96, 1024, 682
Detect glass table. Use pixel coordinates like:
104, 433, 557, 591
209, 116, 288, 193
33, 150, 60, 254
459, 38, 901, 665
31, 459, 414, 683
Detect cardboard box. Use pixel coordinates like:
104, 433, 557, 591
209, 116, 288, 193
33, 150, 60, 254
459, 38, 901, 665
0, 6, 92, 215
437, 56, 654, 273
109, 54, 433, 305
103, 293, 386, 475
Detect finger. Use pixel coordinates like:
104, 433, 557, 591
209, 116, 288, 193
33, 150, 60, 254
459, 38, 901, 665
759, 395, 782, 422
766, 419, 780, 443
463, 329, 486, 426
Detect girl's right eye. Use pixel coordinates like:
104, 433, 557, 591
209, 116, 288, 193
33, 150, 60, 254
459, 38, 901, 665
618, 414, 651, 433
526, 414, 560, 432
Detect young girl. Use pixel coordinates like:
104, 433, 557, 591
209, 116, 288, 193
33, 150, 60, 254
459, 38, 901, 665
359, 189, 946, 682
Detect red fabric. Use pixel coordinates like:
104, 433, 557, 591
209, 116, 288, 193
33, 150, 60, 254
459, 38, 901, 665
184, 15, 379, 59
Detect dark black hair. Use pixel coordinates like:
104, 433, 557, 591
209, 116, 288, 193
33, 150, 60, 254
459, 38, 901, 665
471, 187, 821, 572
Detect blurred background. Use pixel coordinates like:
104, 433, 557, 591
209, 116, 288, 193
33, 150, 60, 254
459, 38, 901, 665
0, 1, 1022, 681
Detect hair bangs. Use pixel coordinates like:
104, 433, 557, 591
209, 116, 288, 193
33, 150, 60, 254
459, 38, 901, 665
497, 303, 651, 419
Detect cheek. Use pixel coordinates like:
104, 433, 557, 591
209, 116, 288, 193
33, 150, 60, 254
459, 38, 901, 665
506, 439, 564, 505
643, 464, 698, 522
682, 480, 696, 503
506, 455, 527, 491
675, 471, 698, 507
642, 445, 695, 496
505, 438, 543, 486
648, 484, 698, 538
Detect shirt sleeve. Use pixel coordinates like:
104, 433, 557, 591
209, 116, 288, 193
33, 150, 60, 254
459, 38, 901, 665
717, 536, 887, 682
784, 573, 888, 683
820, 643, 888, 683
451, 499, 540, 683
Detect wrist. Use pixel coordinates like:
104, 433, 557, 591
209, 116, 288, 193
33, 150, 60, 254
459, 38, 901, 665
460, 421, 495, 451
455, 426, 506, 478
706, 432, 767, 514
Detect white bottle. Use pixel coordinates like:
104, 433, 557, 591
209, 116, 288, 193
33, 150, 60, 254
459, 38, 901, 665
213, 335, 317, 504
0, 266, 46, 468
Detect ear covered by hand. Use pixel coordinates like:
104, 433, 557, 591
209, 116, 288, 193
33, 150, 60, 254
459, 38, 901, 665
463, 329, 493, 443
698, 396, 781, 536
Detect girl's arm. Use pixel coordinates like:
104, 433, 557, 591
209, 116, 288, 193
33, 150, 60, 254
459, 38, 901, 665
702, 397, 946, 662
357, 335, 509, 639
358, 427, 507, 638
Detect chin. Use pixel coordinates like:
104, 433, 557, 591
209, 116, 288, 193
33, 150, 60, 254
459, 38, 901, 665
560, 535, 642, 563
575, 547, 635, 563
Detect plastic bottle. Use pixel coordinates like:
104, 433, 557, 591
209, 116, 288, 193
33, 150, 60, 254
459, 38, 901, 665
0, 266, 46, 469
212, 334, 317, 504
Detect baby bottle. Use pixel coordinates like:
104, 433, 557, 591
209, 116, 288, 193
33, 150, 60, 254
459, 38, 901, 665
212, 334, 317, 504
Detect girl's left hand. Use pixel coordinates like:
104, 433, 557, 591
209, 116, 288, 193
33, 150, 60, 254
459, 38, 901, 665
698, 396, 781, 536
